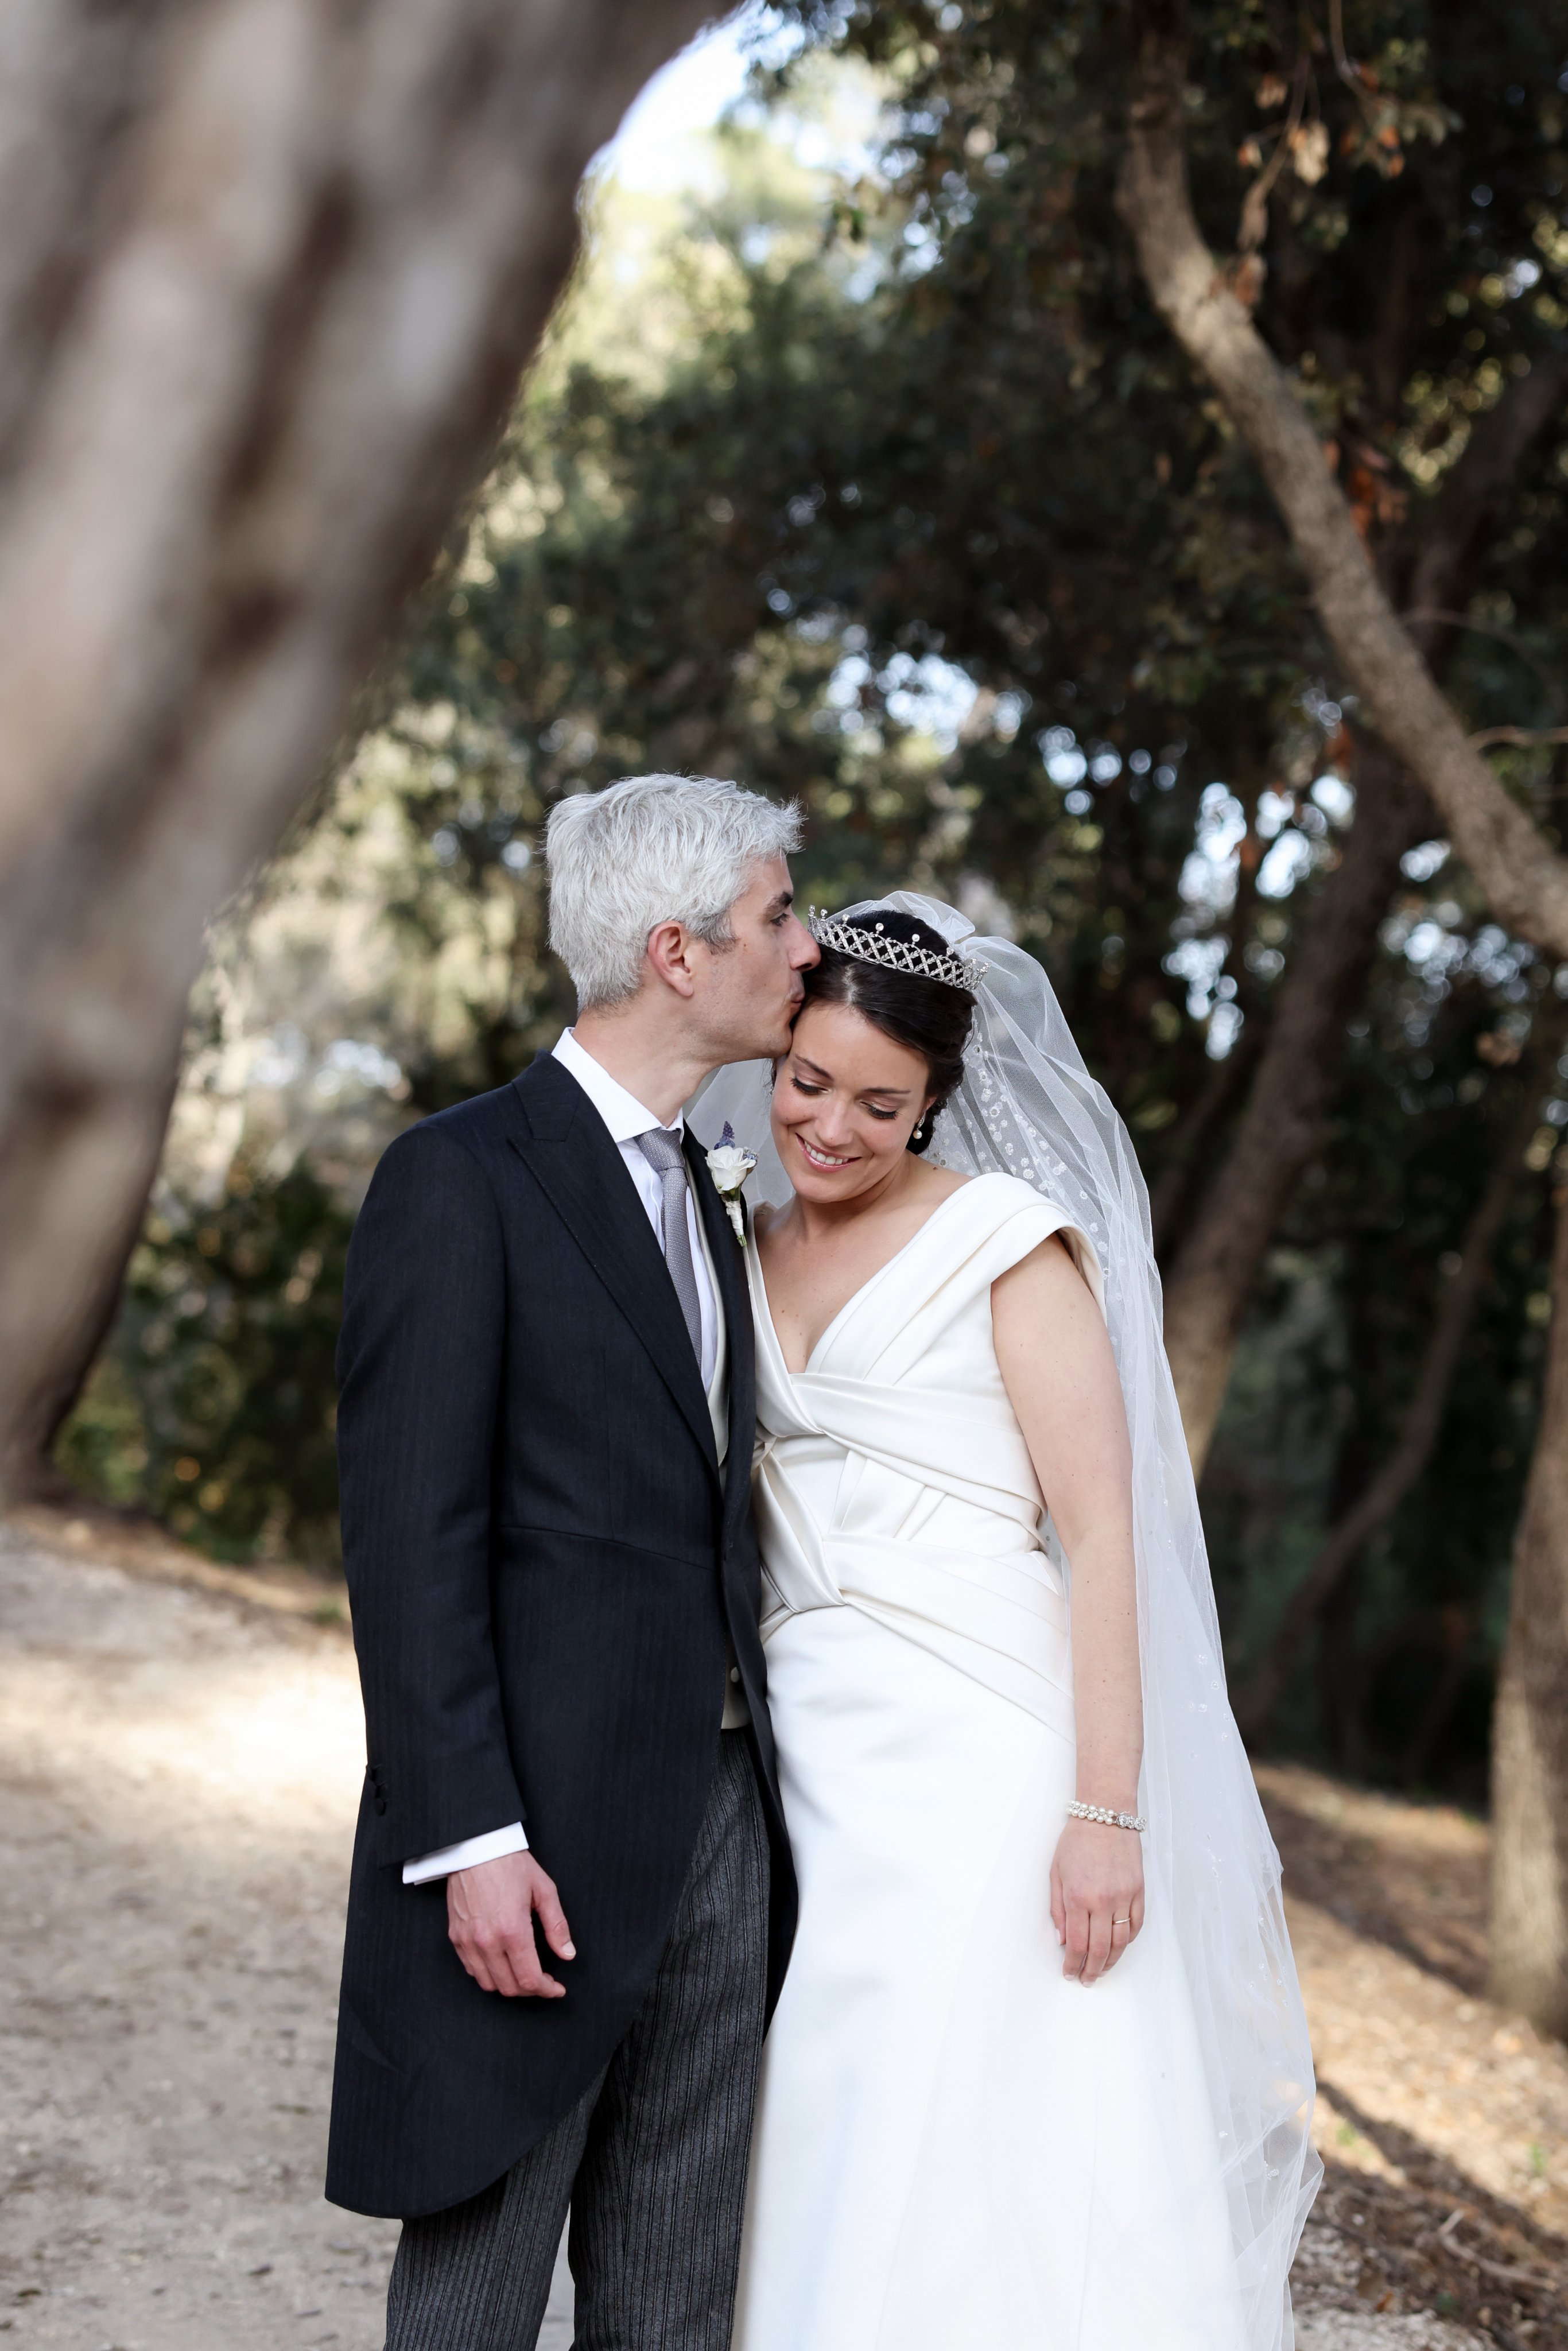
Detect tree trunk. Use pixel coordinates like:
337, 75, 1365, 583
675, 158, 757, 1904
1161, 747, 1429, 1468
1491, 1184, 1568, 2037
1116, 0, 1568, 958
0, 0, 715, 1499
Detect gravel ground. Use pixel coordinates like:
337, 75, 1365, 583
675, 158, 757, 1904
1262, 1766, 1568, 2351
1, 1511, 1564, 2350
0, 1518, 569, 2350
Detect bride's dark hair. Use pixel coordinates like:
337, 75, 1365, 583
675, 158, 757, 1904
798, 909, 976, 1155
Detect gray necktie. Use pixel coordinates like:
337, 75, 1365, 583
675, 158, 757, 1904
635, 1128, 704, 1372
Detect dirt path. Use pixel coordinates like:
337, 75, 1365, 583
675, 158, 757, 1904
1, 1515, 1565, 2351
0, 1521, 566, 2350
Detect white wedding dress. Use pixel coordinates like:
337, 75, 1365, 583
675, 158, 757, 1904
731, 1173, 1247, 2351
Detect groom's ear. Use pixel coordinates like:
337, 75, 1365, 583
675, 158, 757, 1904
644, 918, 700, 999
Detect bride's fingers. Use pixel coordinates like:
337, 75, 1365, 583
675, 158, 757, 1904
1080, 1906, 1114, 1984
1108, 1883, 1146, 1968
1102, 1912, 1133, 1972
1050, 1863, 1066, 1948
1062, 1896, 1090, 1980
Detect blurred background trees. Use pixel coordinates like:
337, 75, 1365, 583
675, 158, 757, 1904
54, 2, 1568, 1869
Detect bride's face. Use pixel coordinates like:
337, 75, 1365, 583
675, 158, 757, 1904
772, 1000, 935, 1201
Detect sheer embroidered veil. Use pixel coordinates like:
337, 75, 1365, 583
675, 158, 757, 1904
693, 889, 1319, 2350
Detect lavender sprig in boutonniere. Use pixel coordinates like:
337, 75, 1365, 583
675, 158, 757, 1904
705, 1124, 758, 1244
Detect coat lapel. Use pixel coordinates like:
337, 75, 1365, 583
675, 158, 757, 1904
507, 1057, 719, 1479
686, 1131, 756, 1534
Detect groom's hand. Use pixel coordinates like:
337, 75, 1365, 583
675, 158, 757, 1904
447, 1851, 576, 1998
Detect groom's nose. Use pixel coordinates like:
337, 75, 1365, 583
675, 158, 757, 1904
785, 910, 819, 970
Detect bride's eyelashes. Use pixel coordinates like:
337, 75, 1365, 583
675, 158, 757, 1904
787, 1072, 901, 1122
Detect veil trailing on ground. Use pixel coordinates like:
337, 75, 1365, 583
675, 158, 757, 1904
693, 890, 1319, 2350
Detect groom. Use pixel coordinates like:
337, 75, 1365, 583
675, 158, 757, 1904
325, 774, 817, 2348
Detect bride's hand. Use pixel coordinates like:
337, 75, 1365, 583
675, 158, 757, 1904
1050, 1818, 1144, 1984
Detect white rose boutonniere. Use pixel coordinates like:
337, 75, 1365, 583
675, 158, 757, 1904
706, 1123, 758, 1244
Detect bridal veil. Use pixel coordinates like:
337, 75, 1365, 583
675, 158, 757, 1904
696, 890, 1320, 2350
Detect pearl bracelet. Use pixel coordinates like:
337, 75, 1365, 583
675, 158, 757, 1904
1067, 1799, 1147, 1833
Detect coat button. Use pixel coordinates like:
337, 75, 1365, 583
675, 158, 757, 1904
729, 1667, 741, 1684
374, 1796, 387, 1815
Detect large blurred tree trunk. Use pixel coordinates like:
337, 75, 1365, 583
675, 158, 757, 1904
0, 0, 714, 1497
1491, 1186, 1568, 2036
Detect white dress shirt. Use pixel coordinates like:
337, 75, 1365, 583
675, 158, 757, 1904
551, 1027, 720, 1386
402, 1030, 736, 1886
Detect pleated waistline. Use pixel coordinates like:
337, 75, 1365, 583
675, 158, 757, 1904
760, 1530, 1075, 1743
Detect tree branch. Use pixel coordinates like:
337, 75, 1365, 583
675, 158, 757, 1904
1161, 743, 1430, 1469
1116, 0, 1568, 955
1470, 727, 1568, 752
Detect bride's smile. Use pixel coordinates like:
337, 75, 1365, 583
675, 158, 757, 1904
774, 998, 936, 1201
795, 1136, 855, 1169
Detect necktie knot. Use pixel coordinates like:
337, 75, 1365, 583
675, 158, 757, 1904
635, 1126, 686, 1177
635, 1128, 705, 1378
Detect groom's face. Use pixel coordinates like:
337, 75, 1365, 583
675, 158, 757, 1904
696, 855, 819, 1060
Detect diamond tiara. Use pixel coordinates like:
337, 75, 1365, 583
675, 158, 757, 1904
808, 909, 987, 991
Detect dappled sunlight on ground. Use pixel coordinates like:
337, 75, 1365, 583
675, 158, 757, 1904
1261, 1764, 1568, 2347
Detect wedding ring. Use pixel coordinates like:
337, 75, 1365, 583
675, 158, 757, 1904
1112, 1915, 1131, 1927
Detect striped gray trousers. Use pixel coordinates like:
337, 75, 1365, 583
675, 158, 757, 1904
384, 1733, 770, 2351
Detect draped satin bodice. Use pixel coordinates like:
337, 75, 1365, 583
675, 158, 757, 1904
747, 1174, 1102, 1744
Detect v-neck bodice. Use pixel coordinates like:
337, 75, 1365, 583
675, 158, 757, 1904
744, 1170, 1102, 1731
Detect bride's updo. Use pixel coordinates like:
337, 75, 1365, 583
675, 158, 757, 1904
799, 908, 976, 1154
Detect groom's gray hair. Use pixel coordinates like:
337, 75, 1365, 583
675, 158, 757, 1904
546, 774, 802, 1009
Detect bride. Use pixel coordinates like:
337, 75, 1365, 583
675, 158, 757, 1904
698, 896, 1319, 2351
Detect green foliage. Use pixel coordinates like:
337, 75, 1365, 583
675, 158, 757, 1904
60, 1167, 352, 1566
1209, 939, 1561, 1799
60, 3, 1568, 1791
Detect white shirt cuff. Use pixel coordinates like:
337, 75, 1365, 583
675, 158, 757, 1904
402, 1821, 529, 1885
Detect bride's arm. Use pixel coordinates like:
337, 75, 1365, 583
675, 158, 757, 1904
993, 1236, 1144, 1984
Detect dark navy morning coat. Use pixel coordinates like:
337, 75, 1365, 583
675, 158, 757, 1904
324, 1052, 795, 2219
